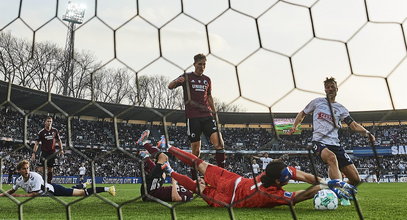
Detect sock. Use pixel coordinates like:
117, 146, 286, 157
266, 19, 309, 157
47, 172, 53, 183
168, 146, 204, 167
85, 187, 105, 195
215, 149, 225, 168
171, 172, 197, 193
144, 143, 159, 155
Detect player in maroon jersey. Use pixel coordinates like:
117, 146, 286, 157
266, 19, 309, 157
31, 116, 64, 183
163, 145, 356, 208
168, 54, 225, 177
137, 130, 193, 202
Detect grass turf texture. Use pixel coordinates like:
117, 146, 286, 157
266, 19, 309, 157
0, 182, 406, 220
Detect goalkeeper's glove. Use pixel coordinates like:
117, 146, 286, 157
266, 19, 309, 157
327, 179, 357, 199
328, 179, 357, 193
330, 187, 351, 200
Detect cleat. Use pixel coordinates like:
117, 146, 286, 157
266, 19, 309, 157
340, 198, 351, 206
136, 130, 150, 145
108, 186, 116, 196
84, 182, 90, 188
157, 135, 166, 149
161, 162, 174, 175
138, 150, 150, 159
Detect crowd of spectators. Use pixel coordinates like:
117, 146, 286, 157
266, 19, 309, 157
1, 108, 407, 180
1, 109, 407, 151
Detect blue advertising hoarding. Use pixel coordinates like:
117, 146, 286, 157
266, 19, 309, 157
353, 145, 407, 157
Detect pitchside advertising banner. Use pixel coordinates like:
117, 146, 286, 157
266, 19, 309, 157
274, 118, 301, 135
353, 145, 407, 157
2, 175, 172, 184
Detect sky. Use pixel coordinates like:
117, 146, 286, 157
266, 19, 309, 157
1, 0, 407, 113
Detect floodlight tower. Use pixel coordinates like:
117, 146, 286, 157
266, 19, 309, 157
62, 1, 86, 96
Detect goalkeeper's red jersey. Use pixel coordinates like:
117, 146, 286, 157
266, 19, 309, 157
202, 165, 297, 208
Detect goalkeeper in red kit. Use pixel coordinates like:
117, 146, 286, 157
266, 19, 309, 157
161, 145, 356, 208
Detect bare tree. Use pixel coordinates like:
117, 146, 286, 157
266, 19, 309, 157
213, 97, 244, 112
127, 74, 183, 109
0, 32, 36, 86
30, 42, 61, 92
0, 32, 15, 82
0, 32, 243, 112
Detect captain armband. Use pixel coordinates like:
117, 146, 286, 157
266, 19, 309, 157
343, 116, 354, 126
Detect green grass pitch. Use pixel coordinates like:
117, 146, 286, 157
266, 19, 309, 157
0, 182, 406, 219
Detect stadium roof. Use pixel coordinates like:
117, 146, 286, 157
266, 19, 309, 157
1, 81, 406, 124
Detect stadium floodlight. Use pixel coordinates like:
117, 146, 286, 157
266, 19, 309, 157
62, 1, 86, 24
62, 1, 86, 96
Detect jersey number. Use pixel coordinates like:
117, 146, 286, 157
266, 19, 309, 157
150, 179, 162, 191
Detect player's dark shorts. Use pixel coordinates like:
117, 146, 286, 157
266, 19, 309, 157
187, 116, 218, 142
38, 151, 56, 167
312, 141, 353, 169
50, 183, 73, 196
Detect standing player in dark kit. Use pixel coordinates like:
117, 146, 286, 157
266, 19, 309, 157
31, 116, 64, 183
137, 130, 193, 202
168, 54, 225, 178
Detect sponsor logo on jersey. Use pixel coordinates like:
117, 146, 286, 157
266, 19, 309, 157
284, 192, 293, 198
317, 112, 333, 122
45, 135, 54, 140
192, 84, 206, 92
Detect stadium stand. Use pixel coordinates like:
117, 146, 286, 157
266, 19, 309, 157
1, 107, 406, 180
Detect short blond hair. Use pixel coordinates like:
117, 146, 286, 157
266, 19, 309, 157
17, 160, 30, 170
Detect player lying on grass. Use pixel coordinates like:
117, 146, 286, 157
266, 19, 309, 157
137, 130, 193, 202
161, 145, 356, 208
0, 160, 116, 197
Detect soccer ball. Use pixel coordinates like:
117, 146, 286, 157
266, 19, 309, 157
313, 189, 338, 210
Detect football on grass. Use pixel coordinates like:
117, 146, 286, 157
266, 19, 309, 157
313, 189, 338, 210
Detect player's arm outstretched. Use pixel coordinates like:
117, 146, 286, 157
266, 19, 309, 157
251, 155, 260, 160
168, 75, 185, 89
293, 170, 354, 203
0, 189, 40, 197
289, 111, 307, 134
348, 121, 375, 143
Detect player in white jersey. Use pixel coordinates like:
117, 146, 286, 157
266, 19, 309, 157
289, 77, 375, 204
251, 159, 260, 176
0, 160, 115, 197
253, 153, 273, 171
78, 163, 86, 184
